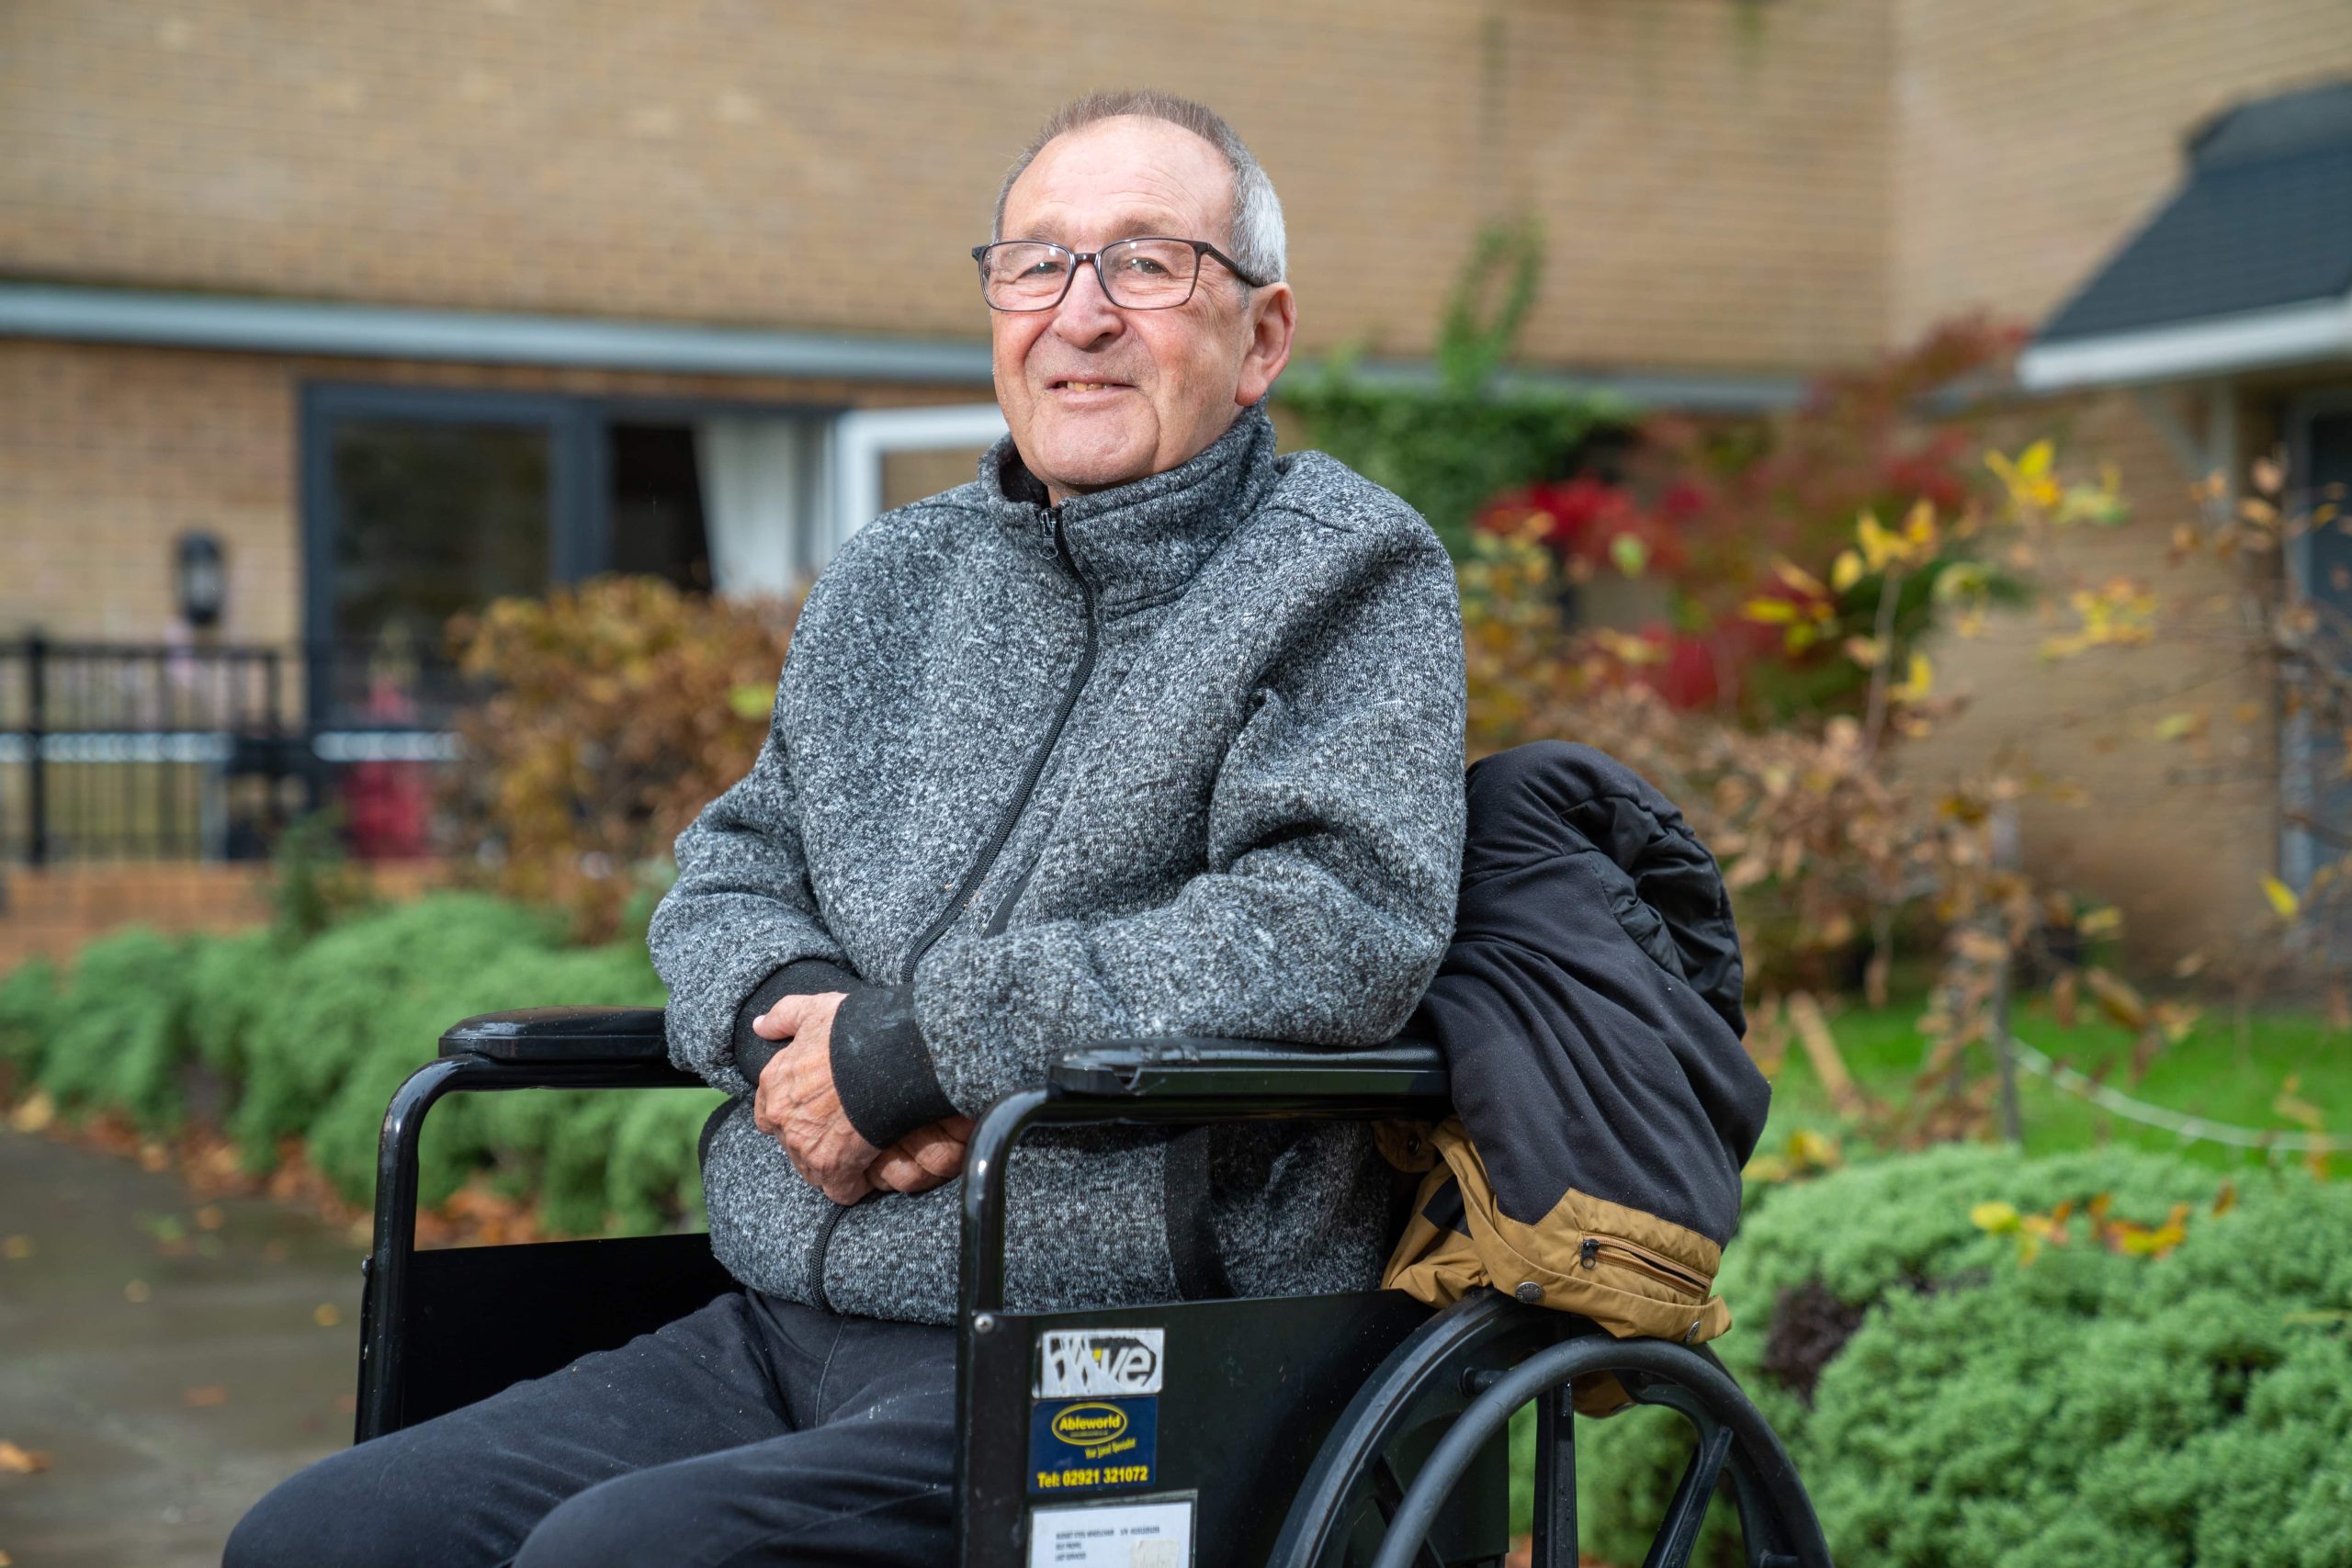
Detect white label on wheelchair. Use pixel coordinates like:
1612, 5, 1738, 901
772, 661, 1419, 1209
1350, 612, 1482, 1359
1027, 1495, 1194, 1567
1035, 1327, 1165, 1396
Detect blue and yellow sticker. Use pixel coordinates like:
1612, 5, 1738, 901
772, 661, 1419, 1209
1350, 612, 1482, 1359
1028, 1395, 1158, 1495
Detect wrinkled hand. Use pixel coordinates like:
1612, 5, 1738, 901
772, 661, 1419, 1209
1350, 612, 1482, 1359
751, 992, 878, 1205
869, 1115, 977, 1196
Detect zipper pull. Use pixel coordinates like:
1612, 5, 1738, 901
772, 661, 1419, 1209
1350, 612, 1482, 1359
1579, 1236, 1600, 1269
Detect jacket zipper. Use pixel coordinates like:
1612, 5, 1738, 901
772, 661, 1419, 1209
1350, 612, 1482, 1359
898, 503, 1100, 983
808, 1200, 852, 1312
805, 510, 1098, 1301
1579, 1234, 1711, 1295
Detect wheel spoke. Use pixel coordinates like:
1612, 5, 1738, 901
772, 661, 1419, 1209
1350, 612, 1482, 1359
1532, 1384, 1577, 1568
1372, 1456, 1449, 1568
1641, 1425, 1734, 1568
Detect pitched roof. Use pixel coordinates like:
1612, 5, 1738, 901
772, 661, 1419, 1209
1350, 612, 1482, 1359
2026, 78, 2352, 383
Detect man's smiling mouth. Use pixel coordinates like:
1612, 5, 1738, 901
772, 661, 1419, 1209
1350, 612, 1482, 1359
1051, 378, 1128, 393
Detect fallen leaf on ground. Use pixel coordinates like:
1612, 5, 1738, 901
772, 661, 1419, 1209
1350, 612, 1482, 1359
313, 1303, 341, 1327
1, 1235, 29, 1260
0, 1441, 51, 1474
194, 1205, 225, 1231
7, 1092, 54, 1133
184, 1386, 229, 1408
124, 1280, 151, 1303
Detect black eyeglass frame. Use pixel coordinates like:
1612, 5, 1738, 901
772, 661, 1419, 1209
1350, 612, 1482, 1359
969, 236, 1271, 311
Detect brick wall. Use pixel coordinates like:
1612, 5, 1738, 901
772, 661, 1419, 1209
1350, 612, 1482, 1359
1889, 0, 2352, 344
0, 0, 1894, 373
1893, 386, 2284, 967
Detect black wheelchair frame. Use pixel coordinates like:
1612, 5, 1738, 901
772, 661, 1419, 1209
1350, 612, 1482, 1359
356, 1007, 1835, 1568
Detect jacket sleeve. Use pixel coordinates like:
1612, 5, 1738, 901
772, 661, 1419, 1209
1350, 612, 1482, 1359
647, 667, 854, 1099
893, 528, 1467, 1122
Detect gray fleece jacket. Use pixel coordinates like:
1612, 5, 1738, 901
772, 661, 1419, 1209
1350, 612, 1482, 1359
648, 401, 1467, 1326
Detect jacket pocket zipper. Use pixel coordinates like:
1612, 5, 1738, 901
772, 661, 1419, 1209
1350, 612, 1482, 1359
1578, 1235, 1711, 1295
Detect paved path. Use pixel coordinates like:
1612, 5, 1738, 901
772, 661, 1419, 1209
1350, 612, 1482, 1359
0, 1125, 364, 1567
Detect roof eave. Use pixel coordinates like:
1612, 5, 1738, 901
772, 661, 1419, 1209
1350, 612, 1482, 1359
2018, 290, 2352, 391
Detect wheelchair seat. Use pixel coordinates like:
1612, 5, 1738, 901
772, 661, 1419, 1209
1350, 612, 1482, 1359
355, 1007, 1833, 1568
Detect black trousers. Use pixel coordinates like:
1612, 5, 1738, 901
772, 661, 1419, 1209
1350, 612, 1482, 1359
224, 1289, 956, 1568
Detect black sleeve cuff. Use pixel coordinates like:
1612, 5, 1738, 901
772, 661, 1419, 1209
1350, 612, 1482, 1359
731, 958, 865, 1085
828, 982, 956, 1149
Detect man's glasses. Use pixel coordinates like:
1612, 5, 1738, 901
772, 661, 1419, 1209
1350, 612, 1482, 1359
971, 237, 1268, 311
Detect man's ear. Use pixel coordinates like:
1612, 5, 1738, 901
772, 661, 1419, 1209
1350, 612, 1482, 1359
1236, 281, 1296, 408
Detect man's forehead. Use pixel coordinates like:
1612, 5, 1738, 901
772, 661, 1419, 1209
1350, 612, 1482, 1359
1001, 118, 1231, 241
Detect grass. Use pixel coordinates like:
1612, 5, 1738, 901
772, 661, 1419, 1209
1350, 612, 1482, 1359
1758, 988, 2348, 1176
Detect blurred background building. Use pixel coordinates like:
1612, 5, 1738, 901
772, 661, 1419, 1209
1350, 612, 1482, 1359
2, 0, 2349, 964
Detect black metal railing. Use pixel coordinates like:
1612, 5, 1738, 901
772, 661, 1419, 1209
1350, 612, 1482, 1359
0, 635, 467, 863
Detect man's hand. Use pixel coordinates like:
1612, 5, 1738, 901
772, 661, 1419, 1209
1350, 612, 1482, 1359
869, 1116, 977, 1196
751, 992, 879, 1205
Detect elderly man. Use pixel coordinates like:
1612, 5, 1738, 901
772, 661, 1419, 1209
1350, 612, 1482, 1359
228, 89, 1465, 1567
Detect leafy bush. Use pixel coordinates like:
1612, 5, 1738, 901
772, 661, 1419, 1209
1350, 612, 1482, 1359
446, 575, 798, 942
0, 893, 707, 1235
1555, 1145, 2352, 1566
1281, 223, 1632, 555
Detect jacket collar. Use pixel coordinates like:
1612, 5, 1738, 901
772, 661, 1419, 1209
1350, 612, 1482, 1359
978, 400, 1282, 611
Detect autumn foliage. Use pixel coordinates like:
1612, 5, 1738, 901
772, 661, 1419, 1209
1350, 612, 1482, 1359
445, 576, 798, 941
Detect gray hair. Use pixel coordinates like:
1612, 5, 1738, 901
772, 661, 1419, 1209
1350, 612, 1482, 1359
992, 90, 1287, 286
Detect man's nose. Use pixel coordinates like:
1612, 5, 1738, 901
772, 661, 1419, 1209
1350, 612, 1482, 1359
1049, 258, 1124, 344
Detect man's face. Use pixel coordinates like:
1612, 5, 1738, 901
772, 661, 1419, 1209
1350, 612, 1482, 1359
990, 116, 1296, 502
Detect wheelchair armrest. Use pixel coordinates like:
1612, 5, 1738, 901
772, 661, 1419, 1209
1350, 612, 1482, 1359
1050, 1036, 1450, 1106
438, 1006, 672, 1064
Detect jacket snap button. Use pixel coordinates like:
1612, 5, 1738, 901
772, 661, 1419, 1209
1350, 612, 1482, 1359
1514, 1281, 1544, 1304
1686, 1318, 1702, 1344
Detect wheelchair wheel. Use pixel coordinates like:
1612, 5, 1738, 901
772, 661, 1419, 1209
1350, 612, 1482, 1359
1269, 1290, 1834, 1568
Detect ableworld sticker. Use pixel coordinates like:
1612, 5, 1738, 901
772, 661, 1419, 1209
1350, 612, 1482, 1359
1028, 1396, 1158, 1495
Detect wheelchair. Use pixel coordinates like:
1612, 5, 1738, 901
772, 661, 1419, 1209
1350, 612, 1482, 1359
355, 1006, 1835, 1568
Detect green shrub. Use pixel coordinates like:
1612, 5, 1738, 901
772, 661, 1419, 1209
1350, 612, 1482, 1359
0, 956, 58, 1075
32, 927, 191, 1133
0, 892, 706, 1235
1555, 1146, 2352, 1566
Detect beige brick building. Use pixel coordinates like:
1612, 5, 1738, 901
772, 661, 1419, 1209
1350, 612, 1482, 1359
4, 0, 2349, 967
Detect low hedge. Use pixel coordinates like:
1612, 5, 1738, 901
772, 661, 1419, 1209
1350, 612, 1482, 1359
0, 893, 710, 1235
1549, 1145, 2352, 1567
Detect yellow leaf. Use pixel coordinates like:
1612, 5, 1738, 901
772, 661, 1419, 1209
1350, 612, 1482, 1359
1843, 637, 1886, 668
1903, 497, 1938, 549
1857, 511, 1897, 570
727, 683, 775, 722
1742, 598, 1799, 624
0, 1440, 51, 1473
1892, 653, 1933, 702
1971, 1201, 2021, 1234
1831, 549, 1864, 592
2262, 875, 2301, 921
1608, 532, 1650, 577
2076, 906, 2122, 938
1787, 1128, 1842, 1171
2152, 713, 2197, 741
1773, 558, 1827, 598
